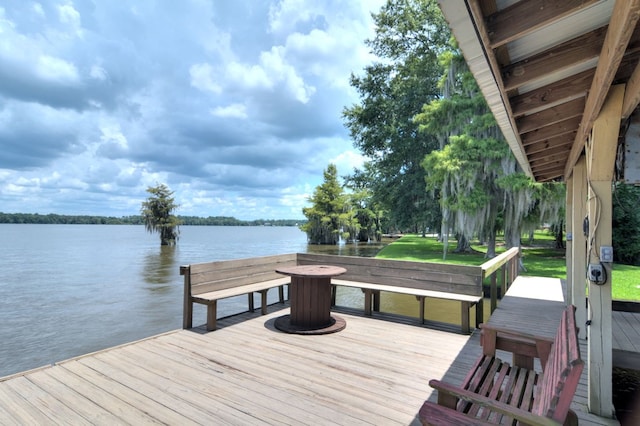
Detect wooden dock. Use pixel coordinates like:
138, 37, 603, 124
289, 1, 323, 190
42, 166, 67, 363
0, 307, 474, 425
0, 301, 625, 425
612, 309, 640, 370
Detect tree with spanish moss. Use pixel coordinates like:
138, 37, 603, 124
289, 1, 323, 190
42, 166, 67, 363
141, 183, 180, 246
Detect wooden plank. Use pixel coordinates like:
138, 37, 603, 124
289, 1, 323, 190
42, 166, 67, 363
24, 369, 124, 424
483, 0, 600, 48
2, 376, 90, 425
517, 98, 585, 134
480, 247, 519, 278
521, 116, 582, 146
48, 363, 162, 424
62, 359, 194, 425
0, 381, 55, 424
510, 69, 593, 117
622, 61, 640, 119
503, 26, 606, 91
192, 277, 289, 300
331, 280, 482, 302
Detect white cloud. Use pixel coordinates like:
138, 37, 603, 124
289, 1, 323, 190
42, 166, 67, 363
189, 63, 222, 94
211, 103, 247, 119
36, 54, 79, 83
0, 0, 384, 219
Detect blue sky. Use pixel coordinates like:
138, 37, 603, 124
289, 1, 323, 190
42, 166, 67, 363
0, 0, 384, 220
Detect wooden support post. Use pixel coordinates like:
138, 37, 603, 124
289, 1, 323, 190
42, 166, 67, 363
182, 265, 193, 329
460, 302, 470, 335
585, 84, 623, 418
490, 274, 497, 313
475, 300, 483, 328
565, 174, 574, 306
206, 301, 217, 331
248, 292, 255, 312
363, 289, 373, 315
571, 157, 588, 340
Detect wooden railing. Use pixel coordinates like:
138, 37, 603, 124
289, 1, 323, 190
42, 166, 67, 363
480, 247, 521, 313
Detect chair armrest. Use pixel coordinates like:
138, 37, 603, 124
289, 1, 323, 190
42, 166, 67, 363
428, 379, 561, 426
481, 323, 555, 343
480, 323, 554, 367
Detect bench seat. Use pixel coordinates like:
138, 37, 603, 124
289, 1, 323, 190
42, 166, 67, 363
332, 279, 483, 334
192, 277, 290, 312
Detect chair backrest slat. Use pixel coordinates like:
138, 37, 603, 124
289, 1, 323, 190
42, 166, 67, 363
532, 305, 583, 421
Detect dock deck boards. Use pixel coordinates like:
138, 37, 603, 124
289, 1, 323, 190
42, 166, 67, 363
612, 310, 640, 353
0, 301, 623, 425
0, 307, 472, 425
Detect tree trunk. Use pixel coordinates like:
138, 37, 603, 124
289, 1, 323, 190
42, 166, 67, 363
554, 220, 565, 249
485, 230, 496, 258
453, 234, 472, 253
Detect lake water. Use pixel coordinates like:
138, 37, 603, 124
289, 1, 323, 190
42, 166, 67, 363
0, 224, 390, 377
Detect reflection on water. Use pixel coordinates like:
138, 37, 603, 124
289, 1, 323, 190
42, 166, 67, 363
142, 245, 178, 290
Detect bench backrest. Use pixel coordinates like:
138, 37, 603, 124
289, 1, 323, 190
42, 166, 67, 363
532, 305, 583, 422
181, 253, 297, 295
296, 253, 483, 296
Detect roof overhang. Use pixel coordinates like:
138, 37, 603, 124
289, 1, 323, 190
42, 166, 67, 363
438, 0, 640, 182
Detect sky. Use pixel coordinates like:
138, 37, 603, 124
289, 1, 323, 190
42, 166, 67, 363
0, 0, 386, 220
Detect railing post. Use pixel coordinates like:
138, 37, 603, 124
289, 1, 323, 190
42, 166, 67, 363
490, 273, 497, 313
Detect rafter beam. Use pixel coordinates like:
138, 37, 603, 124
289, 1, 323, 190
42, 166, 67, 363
565, 0, 640, 178
521, 116, 582, 146
525, 133, 575, 156
622, 61, 640, 119
502, 26, 606, 91
486, 0, 600, 48
510, 69, 593, 117
517, 98, 585, 133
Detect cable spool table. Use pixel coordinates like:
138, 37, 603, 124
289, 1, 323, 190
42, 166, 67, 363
274, 264, 347, 334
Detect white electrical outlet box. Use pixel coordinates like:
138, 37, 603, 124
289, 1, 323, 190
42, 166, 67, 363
600, 246, 613, 263
588, 264, 604, 283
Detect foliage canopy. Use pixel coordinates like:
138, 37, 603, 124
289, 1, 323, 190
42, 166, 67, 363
140, 183, 181, 246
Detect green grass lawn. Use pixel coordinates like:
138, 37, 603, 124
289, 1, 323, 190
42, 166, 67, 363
377, 233, 640, 302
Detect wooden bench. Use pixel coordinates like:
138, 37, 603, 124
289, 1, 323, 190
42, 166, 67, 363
297, 253, 484, 334
419, 305, 583, 426
181, 253, 296, 331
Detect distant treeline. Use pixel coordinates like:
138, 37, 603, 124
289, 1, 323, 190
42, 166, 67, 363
0, 212, 303, 227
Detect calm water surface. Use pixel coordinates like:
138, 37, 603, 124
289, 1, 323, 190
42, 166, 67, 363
0, 224, 390, 377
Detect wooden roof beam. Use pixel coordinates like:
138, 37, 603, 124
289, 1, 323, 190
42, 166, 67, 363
503, 26, 606, 91
531, 155, 568, 169
521, 116, 582, 146
510, 69, 593, 117
486, 0, 600, 48
525, 133, 575, 156
517, 98, 585, 133
565, 0, 640, 178
622, 61, 640, 119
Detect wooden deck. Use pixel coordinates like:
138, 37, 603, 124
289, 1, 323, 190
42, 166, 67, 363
612, 310, 640, 370
0, 306, 474, 425
0, 277, 633, 424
